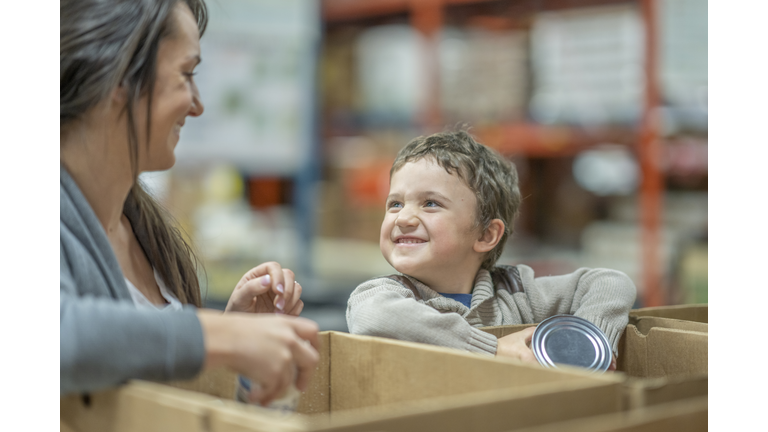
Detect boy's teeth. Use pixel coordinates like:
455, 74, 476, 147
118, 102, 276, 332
399, 239, 424, 244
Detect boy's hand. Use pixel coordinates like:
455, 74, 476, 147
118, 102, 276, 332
496, 327, 538, 364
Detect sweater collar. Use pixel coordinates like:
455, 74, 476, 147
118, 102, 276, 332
61, 165, 131, 301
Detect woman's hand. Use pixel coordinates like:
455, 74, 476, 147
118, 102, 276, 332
225, 262, 304, 316
197, 310, 320, 406
496, 327, 538, 364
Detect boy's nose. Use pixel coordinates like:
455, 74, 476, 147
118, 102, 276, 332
395, 208, 418, 227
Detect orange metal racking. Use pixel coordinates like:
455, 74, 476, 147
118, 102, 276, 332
321, 0, 665, 306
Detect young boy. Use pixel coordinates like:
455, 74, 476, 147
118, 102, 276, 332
346, 130, 636, 365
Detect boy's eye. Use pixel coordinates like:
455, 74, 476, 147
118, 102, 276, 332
425, 200, 440, 208
387, 201, 402, 209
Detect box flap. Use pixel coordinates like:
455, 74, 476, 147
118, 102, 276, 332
630, 304, 707, 323
629, 316, 708, 334
511, 396, 707, 432
618, 325, 708, 378
623, 374, 708, 410
297, 332, 332, 414
61, 381, 228, 432
312, 380, 621, 432
327, 332, 613, 412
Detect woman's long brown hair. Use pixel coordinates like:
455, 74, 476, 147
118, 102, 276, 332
61, 0, 209, 306
125, 182, 204, 307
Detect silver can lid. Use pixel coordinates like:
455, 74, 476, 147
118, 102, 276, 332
531, 314, 612, 373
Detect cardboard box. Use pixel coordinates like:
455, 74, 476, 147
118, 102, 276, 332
621, 374, 707, 411
630, 304, 707, 324
617, 325, 707, 379
629, 315, 708, 334
61, 331, 624, 432
511, 396, 707, 432
480, 323, 708, 411
618, 323, 708, 410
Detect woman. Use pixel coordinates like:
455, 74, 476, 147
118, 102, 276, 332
60, 0, 319, 406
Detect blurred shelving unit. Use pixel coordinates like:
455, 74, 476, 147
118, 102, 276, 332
318, 0, 707, 306
161, 0, 324, 305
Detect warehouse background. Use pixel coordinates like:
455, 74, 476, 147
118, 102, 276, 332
138, 0, 708, 331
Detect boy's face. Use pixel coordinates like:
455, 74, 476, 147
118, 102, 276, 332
381, 158, 484, 288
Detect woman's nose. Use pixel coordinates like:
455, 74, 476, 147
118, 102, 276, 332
189, 85, 204, 117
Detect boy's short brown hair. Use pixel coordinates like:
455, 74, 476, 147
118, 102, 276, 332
390, 130, 521, 270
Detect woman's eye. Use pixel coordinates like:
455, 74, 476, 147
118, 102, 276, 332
183, 71, 197, 80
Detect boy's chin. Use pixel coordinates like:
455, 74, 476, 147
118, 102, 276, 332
391, 262, 416, 277
392, 264, 430, 281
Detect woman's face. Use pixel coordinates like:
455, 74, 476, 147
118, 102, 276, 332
137, 2, 204, 173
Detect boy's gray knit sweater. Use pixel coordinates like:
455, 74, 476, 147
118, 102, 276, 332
346, 265, 636, 356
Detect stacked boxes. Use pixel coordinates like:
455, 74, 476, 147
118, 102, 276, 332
61, 306, 708, 431
61, 332, 623, 432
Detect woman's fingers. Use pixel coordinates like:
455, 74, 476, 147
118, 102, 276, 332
258, 363, 293, 406
260, 262, 285, 301
292, 317, 321, 351
244, 274, 273, 297
274, 269, 295, 313
198, 312, 320, 407
247, 381, 264, 404
225, 274, 273, 312
286, 299, 304, 317
290, 326, 321, 391
283, 280, 303, 315
227, 263, 305, 316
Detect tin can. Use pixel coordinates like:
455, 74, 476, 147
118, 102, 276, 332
531, 314, 612, 373
236, 375, 301, 412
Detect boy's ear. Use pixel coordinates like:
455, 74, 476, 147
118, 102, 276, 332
474, 219, 505, 254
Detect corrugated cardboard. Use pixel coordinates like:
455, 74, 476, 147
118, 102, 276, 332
480, 323, 708, 411
617, 325, 707, 378
617, 324, 708, 410
510, 396, 707, 432
630, 304, 707, 324
629, 315, 708, 334
622, 374, 707, 410
61, 331, 624, 432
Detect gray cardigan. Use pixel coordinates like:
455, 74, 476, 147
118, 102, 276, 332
60, 166, 205, 395
347, 265, 636, 356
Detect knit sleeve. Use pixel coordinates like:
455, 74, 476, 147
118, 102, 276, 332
346, 277, 498, 356
60, 243, 205, 395
517, 265, 636, 355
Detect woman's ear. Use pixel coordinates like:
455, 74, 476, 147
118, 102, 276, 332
111, 84, 128, 106
474, 219, 505, 253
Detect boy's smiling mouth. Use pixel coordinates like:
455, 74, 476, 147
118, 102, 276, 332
394, 236, 427, 244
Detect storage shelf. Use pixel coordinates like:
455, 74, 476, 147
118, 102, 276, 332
320, 0, 672, 306
473, 123, 637, 158
323, 0, 636, 23
323, 0, 495, 23
322, 122, 637, 158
